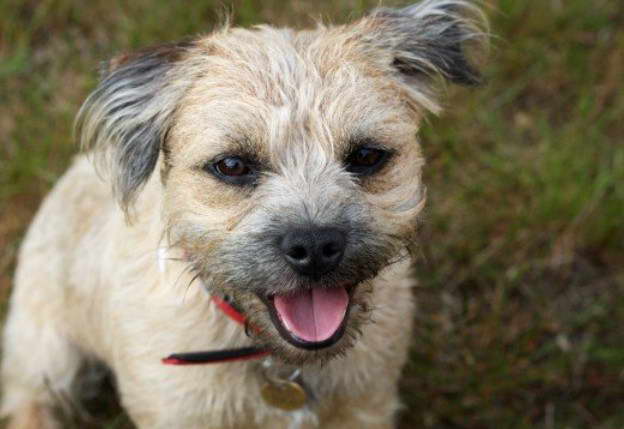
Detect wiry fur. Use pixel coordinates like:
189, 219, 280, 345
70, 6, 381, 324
75, 41, 198, 209
1, 1, 487, 428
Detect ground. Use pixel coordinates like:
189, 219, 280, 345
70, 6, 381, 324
1, 0, 623, 428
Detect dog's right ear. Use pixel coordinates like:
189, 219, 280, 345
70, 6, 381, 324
76, 41, 195, 213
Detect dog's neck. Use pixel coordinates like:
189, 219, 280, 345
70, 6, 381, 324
162, 294, 270, 365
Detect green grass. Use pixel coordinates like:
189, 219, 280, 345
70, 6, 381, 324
1, 0, 623, 428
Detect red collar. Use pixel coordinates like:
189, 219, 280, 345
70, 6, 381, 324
162, 296, 270, 365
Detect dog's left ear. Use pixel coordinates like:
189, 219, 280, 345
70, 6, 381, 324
357, 0, 488, 110
76, 41, 195, 212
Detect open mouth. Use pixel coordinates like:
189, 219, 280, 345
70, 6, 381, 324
263, 285, 354, 350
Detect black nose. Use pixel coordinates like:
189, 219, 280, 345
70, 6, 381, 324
280, 227, 346, 277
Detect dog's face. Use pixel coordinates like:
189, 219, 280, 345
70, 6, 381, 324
163, 30, 427, 362
77, 1, 486, 364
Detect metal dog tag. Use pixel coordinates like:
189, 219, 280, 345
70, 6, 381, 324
260, 378, 307, 411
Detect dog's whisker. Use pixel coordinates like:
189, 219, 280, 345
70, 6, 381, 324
181, 271, 202, 303
171, 262, 196, 291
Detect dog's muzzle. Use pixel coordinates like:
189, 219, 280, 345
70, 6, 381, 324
259, 225, 353, 350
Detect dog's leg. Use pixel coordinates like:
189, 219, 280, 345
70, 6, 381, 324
1, 158, 101, 428
318, 381, 403, 429
1, 293, 83, 428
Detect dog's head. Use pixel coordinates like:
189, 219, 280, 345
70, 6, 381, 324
77, 0, 487, 364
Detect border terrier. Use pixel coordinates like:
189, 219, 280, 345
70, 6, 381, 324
1, 1, 487, 427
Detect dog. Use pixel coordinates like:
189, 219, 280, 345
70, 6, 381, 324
1, 1, 487, 427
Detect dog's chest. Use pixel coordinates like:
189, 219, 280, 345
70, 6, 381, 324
173, 361, 352, 429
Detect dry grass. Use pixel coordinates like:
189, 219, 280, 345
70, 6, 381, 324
1, 0, 623, 427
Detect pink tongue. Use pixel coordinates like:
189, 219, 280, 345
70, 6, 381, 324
273, 287, 349, 343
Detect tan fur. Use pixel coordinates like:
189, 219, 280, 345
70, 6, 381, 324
1, 2, 487, 427
5, 404, 59, 429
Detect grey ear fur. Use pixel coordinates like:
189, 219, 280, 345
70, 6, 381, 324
76, 41, 194, 212
369, 0, 488, 87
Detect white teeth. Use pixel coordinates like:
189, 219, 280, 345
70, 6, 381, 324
280, 317, 294, 334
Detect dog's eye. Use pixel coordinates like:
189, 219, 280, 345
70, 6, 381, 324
208, 156, 257, 185
345, 147, 391, 176
215, 157, 250, 177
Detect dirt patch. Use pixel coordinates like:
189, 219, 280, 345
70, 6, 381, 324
0, 193, 41, 304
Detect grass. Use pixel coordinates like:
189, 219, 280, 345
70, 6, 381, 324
1, 0, 623, 428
